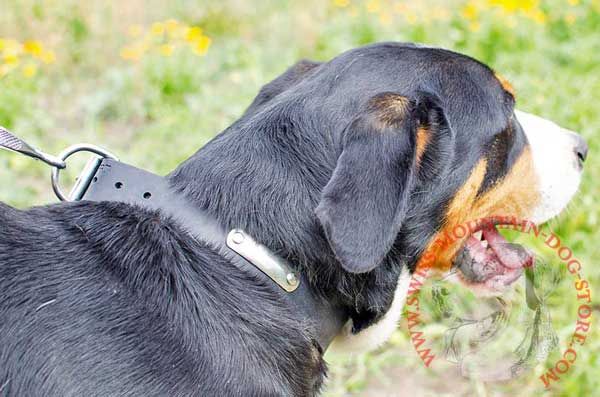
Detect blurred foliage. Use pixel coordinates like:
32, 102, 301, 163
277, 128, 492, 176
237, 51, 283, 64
0, 0, 598, 396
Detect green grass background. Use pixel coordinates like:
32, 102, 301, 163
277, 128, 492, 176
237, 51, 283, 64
0, 1, 598, 396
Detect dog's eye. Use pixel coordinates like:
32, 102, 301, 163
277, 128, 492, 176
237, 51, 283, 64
489, 128, 512, 161
478, 125, 515, 194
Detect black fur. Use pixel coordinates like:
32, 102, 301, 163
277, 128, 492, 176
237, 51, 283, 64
0, 42, 526, 396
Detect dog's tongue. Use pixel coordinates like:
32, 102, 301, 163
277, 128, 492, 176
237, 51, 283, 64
482, 226, 533, 269
458, 225, 533, 291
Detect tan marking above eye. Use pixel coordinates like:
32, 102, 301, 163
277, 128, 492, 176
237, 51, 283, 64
494, 72, 516, 98
369, 94, 411, 127
415, 147, 540, 272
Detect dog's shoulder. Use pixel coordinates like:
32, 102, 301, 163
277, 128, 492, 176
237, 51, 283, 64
0, 200, 326, 396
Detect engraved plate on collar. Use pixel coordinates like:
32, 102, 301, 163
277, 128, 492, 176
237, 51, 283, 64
226, 229, 300, 292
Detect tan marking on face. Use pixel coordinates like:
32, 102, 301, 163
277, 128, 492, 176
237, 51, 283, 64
370, 94, 411, 127
416, 147, 539, 272
494, 72, 516, 98
415, 127, 430, 165
471, 147, 539, 219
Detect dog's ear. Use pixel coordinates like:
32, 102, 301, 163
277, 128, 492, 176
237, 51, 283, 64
316, 92, 444, 274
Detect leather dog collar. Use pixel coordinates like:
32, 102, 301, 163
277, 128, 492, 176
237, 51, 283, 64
0, 129, 347, 351
82, 159, 347, 350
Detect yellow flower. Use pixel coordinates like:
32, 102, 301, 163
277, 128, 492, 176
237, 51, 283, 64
151, 22, 165, 37
567, 0, 579, 5
165, 19, 180, 34
404, 11, 418, 25
40, 50, 55, 64
3, 50, 19, 64
525, 8, 547, 24
23, 40, 44, 57
366, 0, 381, 13
169, 24, 187, 39
120, 46, 144, 61
488, 0, 538, 12
462, 3, 478, 20
128, 24, 143, 38
185, 26, 203, 43
122, 21, 211, 61
333, 0, 350, 7
22, 62, 37, 78
192, 36, 211, 56
469, 21, 482, 31
0, 38, 54, 74
159, 43, 175, 56
165, 19, 187, 39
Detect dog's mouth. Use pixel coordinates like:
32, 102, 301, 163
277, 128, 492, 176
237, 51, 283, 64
453, 223, 534, 293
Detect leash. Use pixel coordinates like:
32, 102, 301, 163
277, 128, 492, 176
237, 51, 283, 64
0, 127, 346, 350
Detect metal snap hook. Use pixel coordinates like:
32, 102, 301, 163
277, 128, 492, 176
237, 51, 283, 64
51, 144, 118, 201
0, 126, 66, 168
1, 127, 119, 201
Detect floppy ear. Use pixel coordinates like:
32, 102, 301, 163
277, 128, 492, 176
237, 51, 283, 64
316, 92, 441, 273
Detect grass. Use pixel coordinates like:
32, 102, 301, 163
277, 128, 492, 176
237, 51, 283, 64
1, 1, 598, 396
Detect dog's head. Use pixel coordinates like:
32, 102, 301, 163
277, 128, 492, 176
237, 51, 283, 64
221, 42, 586, 349
268, 45, 584, 269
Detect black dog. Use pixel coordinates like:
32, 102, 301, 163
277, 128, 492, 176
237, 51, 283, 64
0, 42, 587, 396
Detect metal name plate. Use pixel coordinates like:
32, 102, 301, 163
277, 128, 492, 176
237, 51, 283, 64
226, 229, 300, 292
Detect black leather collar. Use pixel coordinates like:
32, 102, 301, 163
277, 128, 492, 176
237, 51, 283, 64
81, 158, 347, 350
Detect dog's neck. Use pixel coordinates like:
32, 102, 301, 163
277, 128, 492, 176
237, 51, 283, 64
168, 107, 404, 333
169, 106, 334, 267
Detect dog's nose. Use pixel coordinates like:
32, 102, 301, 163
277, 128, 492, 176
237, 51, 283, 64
574, 134, 588, 165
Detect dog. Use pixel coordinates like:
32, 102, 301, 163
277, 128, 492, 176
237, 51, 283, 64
0, 42, 587, 396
